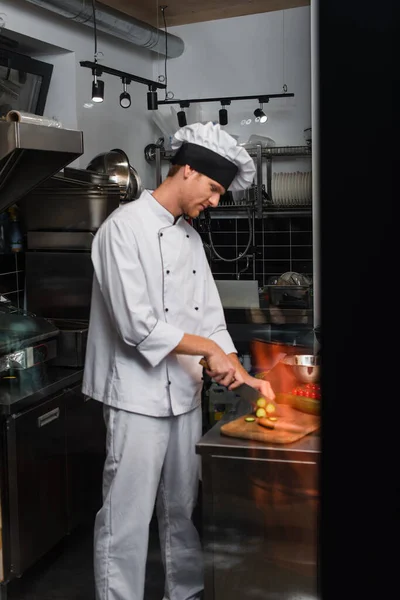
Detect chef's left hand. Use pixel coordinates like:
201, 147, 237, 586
228, 371, 276, 403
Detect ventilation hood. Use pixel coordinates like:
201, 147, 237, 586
0, 120, 84, 213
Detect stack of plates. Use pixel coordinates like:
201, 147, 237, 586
271, 171, 312, 207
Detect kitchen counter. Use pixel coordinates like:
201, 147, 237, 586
196, 404, 320, 600
198, 400, 320, 459
0, 364, 84, 415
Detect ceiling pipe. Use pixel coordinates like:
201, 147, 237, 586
24, 0, 184, 58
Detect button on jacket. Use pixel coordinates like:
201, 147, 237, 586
82, 190, 237, 417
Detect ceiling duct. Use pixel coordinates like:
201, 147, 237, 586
24, 0, 184, 58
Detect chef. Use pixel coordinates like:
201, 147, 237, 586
82, 121, 275, 600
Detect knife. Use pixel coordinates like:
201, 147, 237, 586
199, 358, 276, 409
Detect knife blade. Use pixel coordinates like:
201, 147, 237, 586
199, 358, 276, 409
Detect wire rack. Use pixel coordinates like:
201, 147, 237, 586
246, 144, 311, 158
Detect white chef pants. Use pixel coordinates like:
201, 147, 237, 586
94, 404, 204, 600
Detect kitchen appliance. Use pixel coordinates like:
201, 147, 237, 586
18, 167, 121, 364
0, 299, 59, 375
0, 119, 83, 213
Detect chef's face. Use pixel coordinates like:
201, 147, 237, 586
181, 168, 226, 218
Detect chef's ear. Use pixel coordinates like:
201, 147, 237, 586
183, 164, 197, 179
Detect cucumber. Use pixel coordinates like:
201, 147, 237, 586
244, 416, 256, 422
256, 407, 267, 418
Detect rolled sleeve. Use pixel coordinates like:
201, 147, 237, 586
209, 328, 237, 355
202, 261, 237, 355
92, 217, 184, 367
137, 320, 184, 368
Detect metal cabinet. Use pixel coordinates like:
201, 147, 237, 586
0, 382, 106, 589
5, 391, 68, 577
197, 422, 320, 600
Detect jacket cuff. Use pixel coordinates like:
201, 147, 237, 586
209, 329, 237, 356
137, 320, 184, 367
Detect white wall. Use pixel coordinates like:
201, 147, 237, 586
1, 1, 311, 186
153, 7, 311, 148
0, 0, 161, 187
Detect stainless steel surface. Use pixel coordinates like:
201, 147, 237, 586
282, 354, 321, 383
0, 121, 83, 213
127, 165, 143, 201
197, 417, 320, 600
25, 252, 94, 320
19, 187, 120, 232
27, 231, 94, 250
0, 366, 83, 413
86, 148, 142, 202
63, 167, 111, 186
5, 391, 68, 577
234, 381, 264, 406
214, 280, 260, 309
24, 0, 184, 57
0, 339, 58, 373
37, 407, 60, 427
48, 319, 88, 367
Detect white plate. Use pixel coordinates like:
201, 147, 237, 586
275, 173, 280, 204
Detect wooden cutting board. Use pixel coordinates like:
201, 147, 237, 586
220, 404, 320, 444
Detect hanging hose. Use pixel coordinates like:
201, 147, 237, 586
205, 207, 253, 263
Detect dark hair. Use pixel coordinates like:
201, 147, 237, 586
167, 164, 182, 177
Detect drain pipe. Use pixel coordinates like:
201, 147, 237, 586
24, 0, 184, 58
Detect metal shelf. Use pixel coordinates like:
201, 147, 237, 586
150, 145, 311, 163
147, 144, 313, 217
246, 145, 311, 158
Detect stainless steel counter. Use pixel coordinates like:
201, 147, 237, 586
196, 405, 320, 600
0, 365, 84, 415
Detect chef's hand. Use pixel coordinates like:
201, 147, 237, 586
229, 372, 276, 403
202, 350, 238, 388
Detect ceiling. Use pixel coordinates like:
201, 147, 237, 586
100, 0, 310, 28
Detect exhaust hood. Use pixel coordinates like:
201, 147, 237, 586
0, 120, 84, 213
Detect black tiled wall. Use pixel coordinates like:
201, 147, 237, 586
0, 253, 25, 308
196, 214, 313, 286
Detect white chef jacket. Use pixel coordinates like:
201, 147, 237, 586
82, 189, 237, 417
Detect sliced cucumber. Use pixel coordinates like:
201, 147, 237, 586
244, 416, 256, 422
256, 407, 267, 418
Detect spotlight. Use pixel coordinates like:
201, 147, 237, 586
219, 100, 230, 126
120, 78, 131, 109
254, 103, 268, 123
147, 87, 158, 110
92, 74, 104, 103
219, 108, 228, 125
177, 107, 187, 127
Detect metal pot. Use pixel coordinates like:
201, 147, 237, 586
86, 148, 142, 202
281, 354, 320, 384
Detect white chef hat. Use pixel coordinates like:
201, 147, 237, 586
170, 121, 256, 192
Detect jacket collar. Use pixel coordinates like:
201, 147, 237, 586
143, 189, 183, 226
